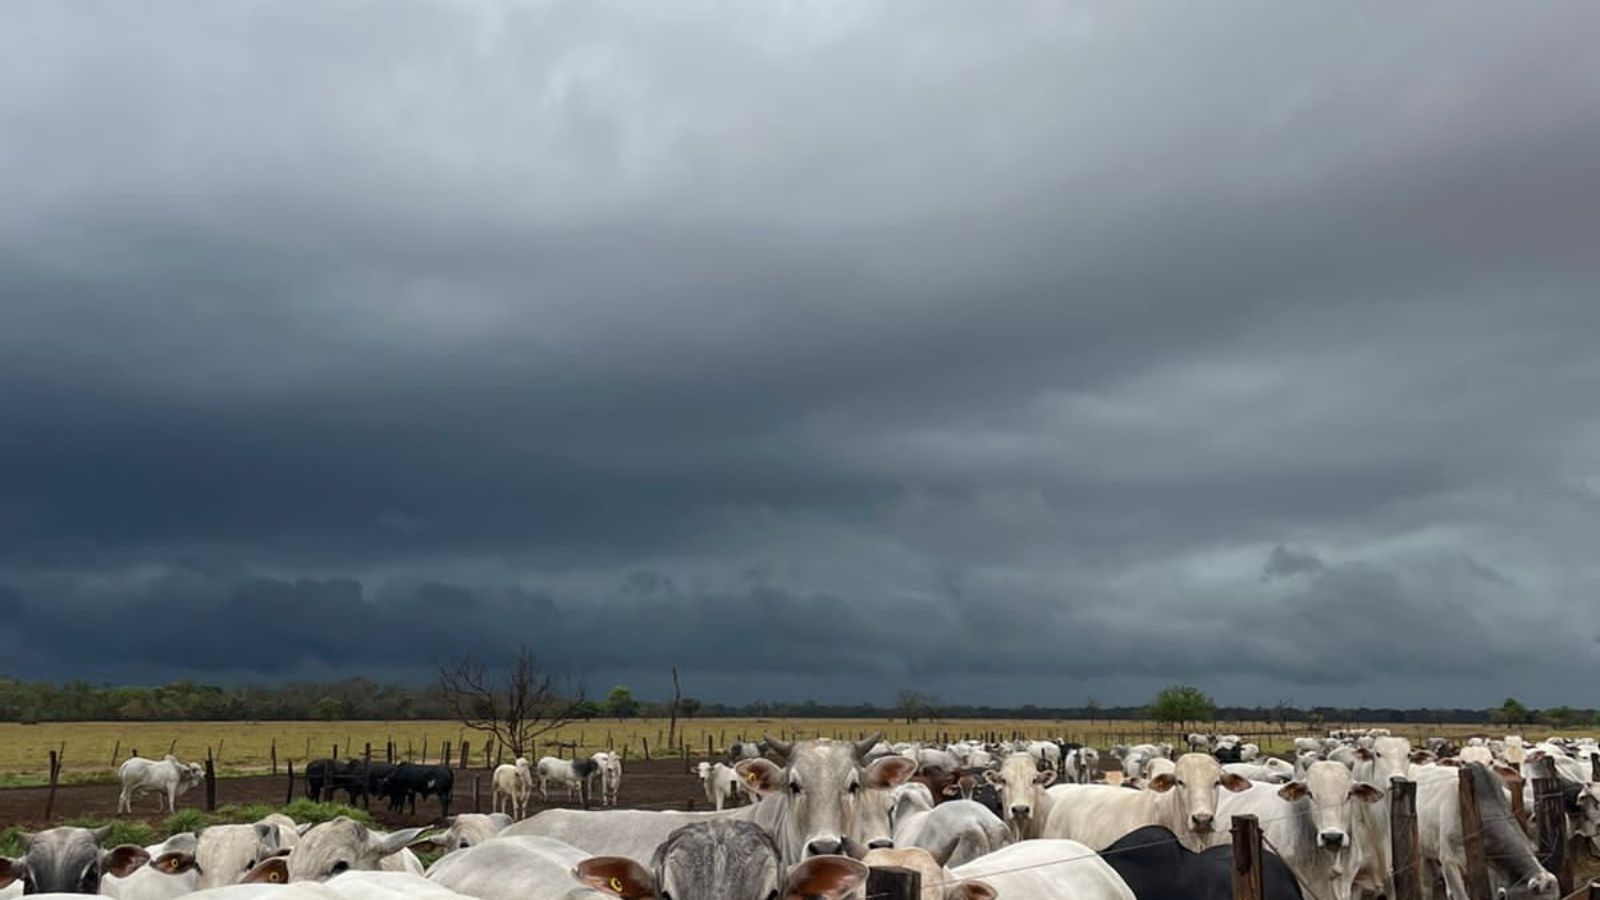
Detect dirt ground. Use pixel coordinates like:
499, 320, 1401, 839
0, 759, 712, 831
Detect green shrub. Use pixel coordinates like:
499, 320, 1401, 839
0, 825, 27, 857
277, 800, 372, 826
162, 809, 212, 836
60, 818, 158, 849
214, 803, 275, 824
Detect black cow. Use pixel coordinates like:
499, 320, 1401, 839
379, 763, 454, 818
1213, 744, 1245, 764
305, 758, 334, 801
1102, 825, 1304, 900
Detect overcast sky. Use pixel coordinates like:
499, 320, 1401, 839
3, 1, 1599, 708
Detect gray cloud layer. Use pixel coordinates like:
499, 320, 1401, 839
3, 1, 1599, 705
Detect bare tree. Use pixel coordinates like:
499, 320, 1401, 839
438, 647, 582, 759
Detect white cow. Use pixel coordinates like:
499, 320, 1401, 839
152, 821, 301, 890
117, 756, 206, 814
951, 839, 1136, 900
535, 757, 599, 803
983, 753, 1058, 841
886, 784, 1010, 868
240, 819, 427, 883
417, 814, 513, 856
1222, 761, 1293, 784
101, 833, 198, 900
1413, 765, 1556, 900
589, 752, 622, 808
1025, 741, 1063, 771
1215, 761, 1385, 900
693, 762, 744, 811
506, 735, 911, 867
1044, 753, 1251, 852
492, 760, 534, 819
1124, 756, 1174, 790
424, 835, 614, 899
861, 847, 995, 900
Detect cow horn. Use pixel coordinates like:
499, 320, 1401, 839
853, 733, 882, 760
763, 735, 793, 760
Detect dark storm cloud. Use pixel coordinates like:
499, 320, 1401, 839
2, 1, 1599, 705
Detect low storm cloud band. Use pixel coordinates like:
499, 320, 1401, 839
2, 1, 1598, 706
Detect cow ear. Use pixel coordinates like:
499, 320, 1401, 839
575, 857, 656, 899
102, 845, 152, 879
981, 769, 1003, 787
947, 881, 998, 900
1147, 774, 1177, 793
1439, 759, 1463, 768
735, 759, 785, 797
0, 859, 25, 891
1220, 773, 1252, 793
1034, 767, 1058, 786
784, 855, 869, 900
865, 756, 917, 790
151, 852, 199, 875
1410, 751, 1435, 764
374, 826, 428, 858
1350, 782, 1385, 804
243, 858, 288, 884
1277, 781, 1309, 802
1356, 748, 1374, 762
940, 783, 961, 797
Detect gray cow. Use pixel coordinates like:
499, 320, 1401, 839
0, 826, 150, 895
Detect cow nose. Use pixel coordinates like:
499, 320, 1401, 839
1010, 805, 1032, 819
1191, 813, 1214, 830
1319, 830, 1347, 849
867, 839, 894, 850
806, 839, 843, 856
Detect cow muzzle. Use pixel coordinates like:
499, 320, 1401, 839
1190, 812, 1215, 831
806, 838, 844, 857
1319, 830, 1348, 849
867, 839, 894, 850
1010, 805, 1032, 820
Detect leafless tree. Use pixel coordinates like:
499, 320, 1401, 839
437, 647, 582, 759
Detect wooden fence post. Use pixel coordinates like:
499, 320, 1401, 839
1231, 815, 1263, 900
442, 742, 451, 768
204, 748, 217, 812
472, 776, 481, 813
459, 740, 470, 770
1390, 778, 1421, 900
110, 740, 121, 768
44, 750, 60, 820
362, 743, 373, 810
1457, 767, 1491, 900
642, 738, 650, 761
270, 738, 278, 776
1533, 776, 1568, 893
422, 736, 429, 764
286, 760, 296, 805
866, 866, 920, 900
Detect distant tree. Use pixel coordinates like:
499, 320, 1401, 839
1496, 697, 1531, 727
679, 698, 702, 719
1085, 698, 1101, 724
1147, 685, 1216, 728
571, 699, 603, 720
897, 690, 937, 724
437, 646, 582, 758
606, 686, 639, 720
311, 697, 344, 721
1542, 705, 1580, 730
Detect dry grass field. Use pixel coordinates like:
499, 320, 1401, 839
0, 716, 1559, 785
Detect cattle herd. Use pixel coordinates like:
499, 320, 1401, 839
0, 728, 1592, 899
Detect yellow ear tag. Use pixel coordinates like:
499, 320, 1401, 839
610, 876, 624, 894
745, 771, 758, 784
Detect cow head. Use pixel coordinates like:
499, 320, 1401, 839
578, 823, 870, 900
737, 734, 894, 862
160, 822, 291, 889
1147, 753, 1251, 848
246, 817, 424, 882
1277, 761, 1384, 856
982, 753, 1056, 839
1570, 784, 1600, 856
0, 827, 149, 895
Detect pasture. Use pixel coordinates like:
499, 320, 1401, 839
0, 717, 1537, 784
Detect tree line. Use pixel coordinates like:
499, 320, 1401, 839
0, 674, 1586, 729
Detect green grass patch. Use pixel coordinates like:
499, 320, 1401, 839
215, 803, 276, 823
162, 809, 212, 836
277, 799, 372, 826
60, 817, 157, 848
0, 825, 27, 857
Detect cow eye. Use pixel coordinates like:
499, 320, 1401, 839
789, 782, 802, 794
330, 861, 350, 875
847, 781, 861, 794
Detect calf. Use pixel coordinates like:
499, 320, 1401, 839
694, 761, 745, 811
117, 756, 206, 814
982, 753, 1057, 840
536, 756, 600, 803
590, 752, 623, 807
492, 759, 534, 819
